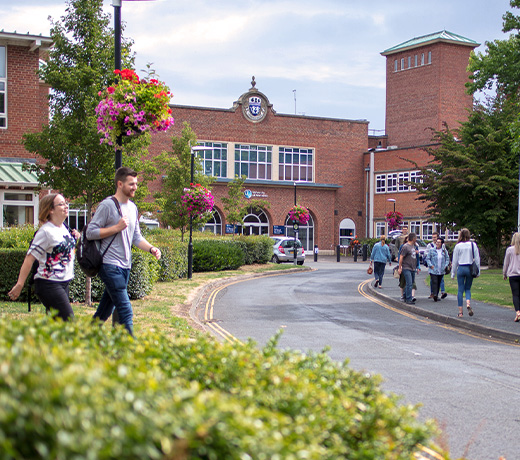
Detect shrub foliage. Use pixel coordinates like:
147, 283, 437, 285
0, 317, 434, 459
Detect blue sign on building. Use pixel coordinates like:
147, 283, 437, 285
273, 225, 285, 235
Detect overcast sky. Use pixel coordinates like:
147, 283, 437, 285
3, 0, 514, 131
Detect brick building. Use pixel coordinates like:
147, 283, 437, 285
0, 32, 52, 227
1, 29, 479, 248
365, 31, 479, 240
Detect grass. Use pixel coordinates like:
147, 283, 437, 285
0, 263, 304, 337
431, 269, 513, 309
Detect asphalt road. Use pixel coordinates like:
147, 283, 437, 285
203, 260, 520, 460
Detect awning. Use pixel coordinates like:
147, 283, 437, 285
0, 163, 39, 188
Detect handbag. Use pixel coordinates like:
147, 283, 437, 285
367, 266, 373, 275
470, 242, 480, 278
444, 262, 452, 275
393, 266, 400, 278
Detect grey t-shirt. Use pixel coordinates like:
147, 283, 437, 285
86, 197, 144, 269
400, 242, 417, 271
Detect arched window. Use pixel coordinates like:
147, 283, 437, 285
339, 218, 355, 246
202, 209, 222, 235
239, 208, 269, 235
284, 212, 314, 252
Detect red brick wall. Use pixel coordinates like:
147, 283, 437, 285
385, 42, 474, 148
0, 45, 48, 160
147, 103, 368, 248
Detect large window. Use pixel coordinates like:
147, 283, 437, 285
202, 210, 222, 235
0, 46, 6, 128
279, 147, 313, 182
235, 144, 271, 180
1, 192, 35, 227
398, 172, 409, 191
375, 170, 422, 194
387, 173, 398, 192
197, 142, 227, 178
376, 174, 386, 193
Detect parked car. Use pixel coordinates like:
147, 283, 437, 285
387, 232, 428, 265
271, 237, 305, 265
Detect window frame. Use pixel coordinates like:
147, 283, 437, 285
197, 141, 228, 178
279, 146, 314, 182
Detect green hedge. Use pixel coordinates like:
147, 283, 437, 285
0, 317, 435, 459
233, 235, 273, 264
193, 240, 245, 272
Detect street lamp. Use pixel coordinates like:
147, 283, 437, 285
187, 145, 214, 280
387, 198, 396, 213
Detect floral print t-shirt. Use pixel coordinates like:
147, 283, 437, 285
28, 222, 76, 282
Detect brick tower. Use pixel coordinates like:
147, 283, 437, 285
381, 30, 479, 148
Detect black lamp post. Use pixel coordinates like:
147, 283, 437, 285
387, 198, 396, 213
293, 182, 298, 265
112, 0, 122, 169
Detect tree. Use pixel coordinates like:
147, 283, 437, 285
221, 175, 269, 234
413, 99, 518, 266
154, 122, 213, 240
22, 0, 156, 220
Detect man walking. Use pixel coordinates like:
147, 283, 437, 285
398, 232, 419, 304
87, 167, 161, 336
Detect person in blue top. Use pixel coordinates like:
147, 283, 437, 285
370, 234, 392, 288
425, 237, 450, 302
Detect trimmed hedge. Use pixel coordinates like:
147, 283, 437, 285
0, 317, 436, 459
233, 235, 273, 264
193, 239, 245, 272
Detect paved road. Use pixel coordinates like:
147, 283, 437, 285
199, 260, 520, 460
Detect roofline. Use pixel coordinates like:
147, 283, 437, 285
381, 31, 479, 56
0, 31, 53, 52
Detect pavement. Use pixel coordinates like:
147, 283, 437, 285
308, 255, 520, 344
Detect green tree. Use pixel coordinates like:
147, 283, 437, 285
22, 0, 156, 219
154, 122, 213, 240
414, 99, 517, 266
221, 175, 269, 234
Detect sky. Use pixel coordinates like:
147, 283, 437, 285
3, 0, 515, 132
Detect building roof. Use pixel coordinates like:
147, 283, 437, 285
381, 30, 479, 56
0, 31, 53, 52
0, 163, 39, 187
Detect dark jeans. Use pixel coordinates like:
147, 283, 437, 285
456, 264, 473, 307
33, 278, 74, 321
373, 262, 386, 285
430, 274, 444, 297
430, 276, 445, 294
403, 269, 416, 302
509, 276, 520, 312
94, 264, 133, 336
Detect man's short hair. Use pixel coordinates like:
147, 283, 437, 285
408, 232, 417, 241
432, 231, 439, 237
115, 167, 137, 187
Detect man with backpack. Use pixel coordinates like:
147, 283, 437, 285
86, 167, 161, 336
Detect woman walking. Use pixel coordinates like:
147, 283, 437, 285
451, 228, 480, 317
370, 234, 391, 288
503, 232, 520, 322
425, 237, 450, 301
8, 194, 79, 321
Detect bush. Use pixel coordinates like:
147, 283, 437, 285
233, 235, 273, 264
0, 225, 36, 249
0, 317, 436, 459
193, 240, 245, 272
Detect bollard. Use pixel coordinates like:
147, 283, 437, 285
353, 244, 358, 262
362, 244, 368, 261
314, 244, 318, 262
337, 244, 341, 262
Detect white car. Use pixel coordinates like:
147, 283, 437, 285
271, 237, 305, 265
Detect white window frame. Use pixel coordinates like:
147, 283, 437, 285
414, 55, 418, 67
0, 191, 37, 227
428, 51, 432, 64
279, 147, 314, 182
398, 172, 409, 192
234, 144, 272, 180
387, 173, 398, 192
421, 53, 425, 65
422, 222, 434, 240
197, 141, 228, 178
376, 174, 386, 194
409, 171, 422, 191
401, 58, 405, 70
394, 60, 398, 72
409, 221, 421, 237
376, 221, 386, 237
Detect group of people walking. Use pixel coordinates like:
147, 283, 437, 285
8, 167, 161, 336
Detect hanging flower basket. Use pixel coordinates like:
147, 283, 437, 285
288, 205, 310, 225
385, 211, 404, 231
95, 68, 174, 146
181, 183, 215, 218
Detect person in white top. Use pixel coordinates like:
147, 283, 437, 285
451, 228, 480, 317
8, 193, 80, 320
503, 232, 520, 322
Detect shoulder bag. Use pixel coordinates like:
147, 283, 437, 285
470, 242, 480, 278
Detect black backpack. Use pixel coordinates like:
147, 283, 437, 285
77, 197, 122, 278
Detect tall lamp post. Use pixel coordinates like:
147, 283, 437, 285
387, 198, 396, 234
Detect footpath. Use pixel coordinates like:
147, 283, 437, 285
309, 255, 520, 344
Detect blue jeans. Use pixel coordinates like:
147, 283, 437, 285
456, 265, 473, 307
373, 261, 386, 285
94, 264, 133, 335
403, 269, 416, 302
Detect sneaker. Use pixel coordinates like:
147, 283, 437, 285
401, 296, 405, 302
412, 298, 417, 302
405, 300, 416, 305
374, 280, 379, 288
441, 292, 447, 299
433, 296, 438, 302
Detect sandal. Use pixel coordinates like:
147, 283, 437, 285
515, 312, 520, 322
458, 308, 463, 317
467, 304, 474, 317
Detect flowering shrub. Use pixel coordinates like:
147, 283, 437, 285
288, 205, 310, 225
96, 69, 174, 145
385, 211, 404, 231
181, 183, 215, 219
350, 236, 360, 247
